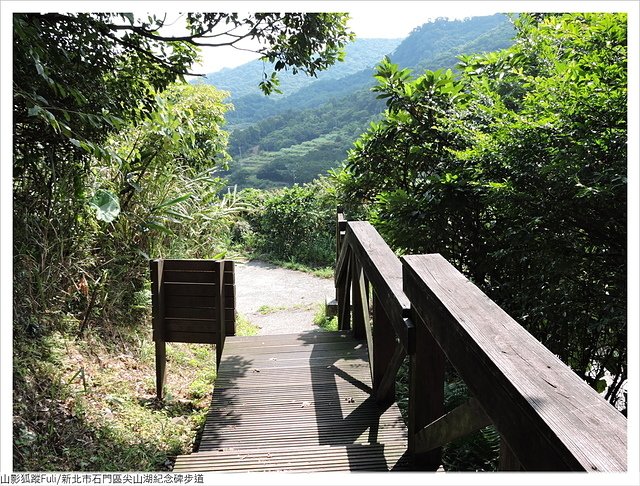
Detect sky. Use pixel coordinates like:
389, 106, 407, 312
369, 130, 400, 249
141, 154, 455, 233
181, 2, 505, 75
1, 0, 639, 479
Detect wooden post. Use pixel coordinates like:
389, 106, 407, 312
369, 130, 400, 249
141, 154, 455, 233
372, 290, 396, 406
351, 258, 367, 340
150, 259, 166, 400
499, 436, 522, 471
224, 260, 236, 336
408, 314, 445, 470
155, 341, 166, 401
215, 260, 226, 368
336, 206, 346, 265
337, 255, 351, 332
330, 207, 347, 320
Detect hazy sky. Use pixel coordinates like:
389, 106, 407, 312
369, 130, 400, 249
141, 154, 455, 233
179, 0, 630, 74
187, 2, 504, 74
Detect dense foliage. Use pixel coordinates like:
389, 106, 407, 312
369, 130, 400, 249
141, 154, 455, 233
236, 179, 337, 267
342, 13, 627, 412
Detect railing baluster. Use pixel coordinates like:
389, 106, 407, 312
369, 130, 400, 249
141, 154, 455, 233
351, 258, 370, 345
408, 314, 445, 471
414, 397, 492, 454
337, 253, 351, 332
373, 290, 399, 406
215, 260, 225, 368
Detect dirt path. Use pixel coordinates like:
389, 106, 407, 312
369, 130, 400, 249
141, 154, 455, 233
234, 260, 335, 335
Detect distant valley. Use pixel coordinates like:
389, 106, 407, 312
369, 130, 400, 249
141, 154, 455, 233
196, 14, 516, 189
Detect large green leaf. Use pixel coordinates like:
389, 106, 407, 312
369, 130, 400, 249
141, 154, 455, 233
89, 189, 120, 223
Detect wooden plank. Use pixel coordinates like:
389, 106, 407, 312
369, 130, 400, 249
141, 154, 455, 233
223, 331, 352, 345
162, 259, 220, 271
174, 443, 410, 472
164, 318, 217, 334
343, 222, 413, 353
163, 270, 217, 283
164, 306, 215, 320
414, 397, 492, 454
164, 330, 217, 344
163, 282, 217, 297
402, 254, 627, 472
165, 293, 215, 309
164, 292, 234, 309
173, 331, 409, 472
222, 341, 365, 357
163, 306, 234, 321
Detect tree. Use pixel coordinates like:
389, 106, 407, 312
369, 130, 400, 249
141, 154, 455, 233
342, 13, 627, 410
13, 10, 353, 333
14, 12, 354, 158
95, 83, 238, 261
462, 13, 627, 404
341, 58, 486, 278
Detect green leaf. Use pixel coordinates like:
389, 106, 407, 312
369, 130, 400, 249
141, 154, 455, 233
145, 221, 173, 235
89, 189, 121, 223
163, 209, 194, 221
34, 59, 44, 77
152, 193, 192, 211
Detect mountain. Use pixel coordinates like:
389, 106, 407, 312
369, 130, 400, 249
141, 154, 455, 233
391, 14, 513, 68
201, 38, 402, 101
212, 14, 516, 189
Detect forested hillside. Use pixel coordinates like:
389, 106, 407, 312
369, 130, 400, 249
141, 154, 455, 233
222, 14, 515, 188
201, 37, 401, 102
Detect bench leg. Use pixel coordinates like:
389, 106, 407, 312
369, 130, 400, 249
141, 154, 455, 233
156, 340, 166, 400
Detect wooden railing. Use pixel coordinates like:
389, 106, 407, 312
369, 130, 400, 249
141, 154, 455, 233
150, 259, 236, 399
334, 209, 627, 471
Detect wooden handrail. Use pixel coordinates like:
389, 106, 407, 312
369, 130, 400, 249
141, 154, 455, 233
341, 222, 414, 351
334, 209, 627, 471
403, 254, 626, 471
335, 215, 414, 408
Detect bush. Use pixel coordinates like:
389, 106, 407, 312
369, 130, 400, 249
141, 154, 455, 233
240, 178, 337, 268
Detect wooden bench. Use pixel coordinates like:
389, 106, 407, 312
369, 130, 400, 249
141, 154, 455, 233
150, 259, 236, 399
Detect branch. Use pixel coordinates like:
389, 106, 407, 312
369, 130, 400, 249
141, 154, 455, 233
102, 31, 200, 77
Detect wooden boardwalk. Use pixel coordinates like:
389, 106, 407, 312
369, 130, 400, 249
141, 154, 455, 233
173, 330, 410, 472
